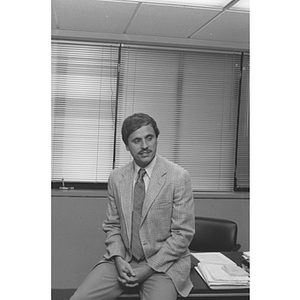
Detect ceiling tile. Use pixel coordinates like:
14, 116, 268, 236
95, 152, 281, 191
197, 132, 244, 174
191, 10, 249, 43
127, 3, 220, 38
54, 0, 138, 33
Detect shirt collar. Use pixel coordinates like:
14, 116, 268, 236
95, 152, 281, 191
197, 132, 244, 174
133, 155, 157, 179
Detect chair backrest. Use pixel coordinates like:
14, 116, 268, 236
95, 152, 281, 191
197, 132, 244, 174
189, 216, 241, 252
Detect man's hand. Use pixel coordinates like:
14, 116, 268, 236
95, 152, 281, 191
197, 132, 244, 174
114, 256, 139, 287
114, 256, 155, 288
132, 265, 155, 284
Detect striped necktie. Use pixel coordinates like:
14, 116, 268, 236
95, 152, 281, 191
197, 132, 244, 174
131, 168, 146, 261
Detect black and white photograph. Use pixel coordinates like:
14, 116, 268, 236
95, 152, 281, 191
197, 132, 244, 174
51, 1, 250, 299
3, 1, 299, 300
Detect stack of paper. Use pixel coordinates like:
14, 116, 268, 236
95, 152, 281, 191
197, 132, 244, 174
241, 251, 250, 272
242, 251, 250, 262
192, 252, 250, 290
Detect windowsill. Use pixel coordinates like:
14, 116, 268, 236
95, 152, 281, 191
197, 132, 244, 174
193, 191, 249, 200
52, 189, 108, 198
52, 189, 249, 200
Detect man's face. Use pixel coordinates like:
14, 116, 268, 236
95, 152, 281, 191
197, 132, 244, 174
126, 124, 158, 168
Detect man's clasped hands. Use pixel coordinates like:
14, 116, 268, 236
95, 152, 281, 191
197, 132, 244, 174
114, 256, 155, 287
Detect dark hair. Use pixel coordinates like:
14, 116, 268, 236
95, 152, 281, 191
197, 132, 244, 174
121, 113, 160, 145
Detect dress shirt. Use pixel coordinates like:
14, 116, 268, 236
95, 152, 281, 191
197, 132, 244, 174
133, 155, 157, 192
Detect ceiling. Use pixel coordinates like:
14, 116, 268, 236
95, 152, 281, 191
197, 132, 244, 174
51, 0, 250, 52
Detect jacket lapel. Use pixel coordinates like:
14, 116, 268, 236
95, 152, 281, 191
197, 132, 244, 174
141, 156, 167, 224
119, 163, 134, 245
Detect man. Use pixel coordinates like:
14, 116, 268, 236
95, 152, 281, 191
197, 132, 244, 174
70, 113, 195, 300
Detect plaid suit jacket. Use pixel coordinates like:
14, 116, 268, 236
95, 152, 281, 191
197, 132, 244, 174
102, 155, 195, 297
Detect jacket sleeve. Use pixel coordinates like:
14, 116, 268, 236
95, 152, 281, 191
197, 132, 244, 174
146, 169, 195, 273
102, 171, 126, 260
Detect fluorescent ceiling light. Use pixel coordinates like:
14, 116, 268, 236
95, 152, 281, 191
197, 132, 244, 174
133, 0, 233, 7
107, 0, 236, 9
230, 0, 249, 11
100, 0, 249, 11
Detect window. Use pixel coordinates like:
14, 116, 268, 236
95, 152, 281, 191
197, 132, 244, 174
235, 54, 250, 190
116, 46, 241, 191
51, 41, 119, 182
51, 40, 249, 191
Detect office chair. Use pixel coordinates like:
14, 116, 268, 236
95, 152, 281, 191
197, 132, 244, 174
189, 216, 241, 252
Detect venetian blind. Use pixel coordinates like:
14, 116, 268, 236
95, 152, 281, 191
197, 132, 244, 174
115, 46, 241, 191
51, 41, 119, 182
236, 54, 250, 189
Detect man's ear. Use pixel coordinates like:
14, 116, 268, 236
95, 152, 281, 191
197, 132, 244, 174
125, 144, 129, 151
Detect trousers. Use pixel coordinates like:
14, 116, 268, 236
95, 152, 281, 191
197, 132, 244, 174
69, 259, 177, 300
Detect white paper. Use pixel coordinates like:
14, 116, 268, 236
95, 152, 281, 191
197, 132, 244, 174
191, 252, 235, 265
192, 252, 250, 289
